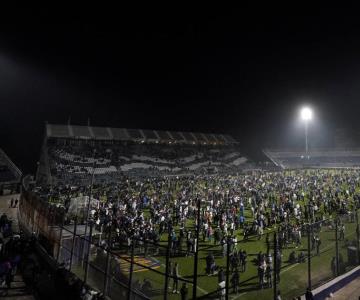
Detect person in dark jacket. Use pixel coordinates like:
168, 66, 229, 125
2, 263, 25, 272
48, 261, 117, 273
180, 282, 188, 300
218, 267, 225, 283
231, 269, 240, 294
172, 262, 179, 294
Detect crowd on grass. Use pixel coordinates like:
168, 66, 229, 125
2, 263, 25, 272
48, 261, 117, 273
31, 169, 360, 298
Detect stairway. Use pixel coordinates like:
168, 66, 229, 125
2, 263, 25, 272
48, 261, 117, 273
0, 194, 35, 299
0, 274, 35, 299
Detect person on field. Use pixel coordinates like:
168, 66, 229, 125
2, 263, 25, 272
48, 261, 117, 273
172, 262, 179, 294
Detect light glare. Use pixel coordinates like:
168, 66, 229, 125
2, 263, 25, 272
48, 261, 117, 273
300, 107, 312, 121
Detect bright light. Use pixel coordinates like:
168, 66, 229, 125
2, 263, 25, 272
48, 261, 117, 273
300, 107, 312, 121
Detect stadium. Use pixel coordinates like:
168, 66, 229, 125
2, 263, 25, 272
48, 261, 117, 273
3, 15, 360, 300
12, 115, 360, 300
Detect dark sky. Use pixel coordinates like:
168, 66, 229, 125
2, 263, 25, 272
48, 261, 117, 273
1, 14, 360, 173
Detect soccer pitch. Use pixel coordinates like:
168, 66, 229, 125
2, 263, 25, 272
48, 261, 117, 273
127, 219, 356, 299
126, 223, 358, 297
73, 169, 360, 300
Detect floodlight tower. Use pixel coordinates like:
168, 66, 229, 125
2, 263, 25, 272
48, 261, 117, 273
300, 107, 313, 158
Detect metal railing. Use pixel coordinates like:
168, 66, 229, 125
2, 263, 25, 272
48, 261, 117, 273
19, 186, 360, 300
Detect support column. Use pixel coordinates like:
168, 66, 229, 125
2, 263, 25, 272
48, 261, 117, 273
307, 224, 312, 290
69, 216, 78, 271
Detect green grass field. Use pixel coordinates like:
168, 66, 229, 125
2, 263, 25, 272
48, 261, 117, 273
67, 169, 360, 300
122, 218, 357, 300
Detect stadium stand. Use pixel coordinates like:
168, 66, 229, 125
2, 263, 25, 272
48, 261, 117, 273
168, 131, 185, 142
72, 125, 92, 138
36, 124, 248, 184
142, 129, 158, 140
264, 148, 360, 169
180, 131, 195, 143
91, 126, 112, 140
205, 133, 217, 143
127, 128, 144, 140
111, 127, 129, 140
156, 130, 171, 141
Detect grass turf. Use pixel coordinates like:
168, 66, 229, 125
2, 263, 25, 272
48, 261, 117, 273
68, 169, 360, 300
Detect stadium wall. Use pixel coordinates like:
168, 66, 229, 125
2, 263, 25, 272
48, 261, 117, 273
19, 175, 150, 299
19, 175, 64, 258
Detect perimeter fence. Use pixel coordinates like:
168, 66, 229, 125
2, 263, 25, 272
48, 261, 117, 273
19, 183, 360, 300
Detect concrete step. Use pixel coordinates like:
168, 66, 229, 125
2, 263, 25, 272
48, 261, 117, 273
0, 274, 35, 299
0, 195, 35, 299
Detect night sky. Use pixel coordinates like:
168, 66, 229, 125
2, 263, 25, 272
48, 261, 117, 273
1, 14, 360, 173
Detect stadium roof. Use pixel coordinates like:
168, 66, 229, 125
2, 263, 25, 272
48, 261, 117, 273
45, 124, 238, 145
0, 148, 22, 184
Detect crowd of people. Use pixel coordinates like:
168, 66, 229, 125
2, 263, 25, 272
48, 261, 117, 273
0, 196, 115, 300
45, 140, 250, 183
0, 212, 19, 296
30, 168, 360, 298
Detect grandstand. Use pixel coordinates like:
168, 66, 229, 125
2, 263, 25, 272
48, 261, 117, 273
45, 124, 237, 144
36, 124, 248, 184
25, 126, 360, 300
264, 148, 360, 169
0, 148, 22, 194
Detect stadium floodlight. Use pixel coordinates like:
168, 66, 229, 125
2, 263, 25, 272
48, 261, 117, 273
300, 107, 313, 158
301, 107, 313, 121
